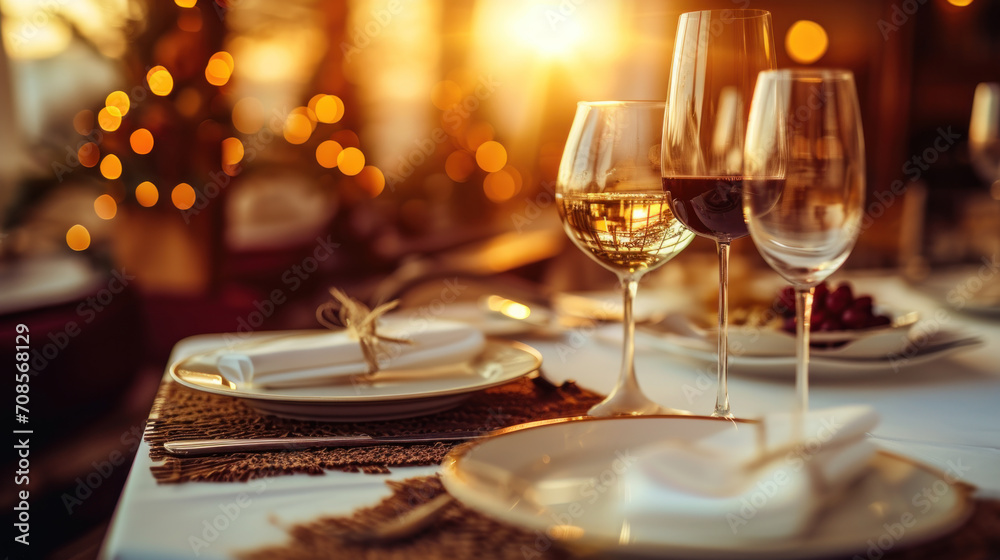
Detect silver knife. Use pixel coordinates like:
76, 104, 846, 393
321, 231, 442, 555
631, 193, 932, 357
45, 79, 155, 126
163, 431, 484, 457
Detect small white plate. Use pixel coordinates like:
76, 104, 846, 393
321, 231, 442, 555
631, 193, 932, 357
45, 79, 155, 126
632, 327, 982, 378
442, 416, 973, 559
676, 309, 919, 358
169, 334, 541, 421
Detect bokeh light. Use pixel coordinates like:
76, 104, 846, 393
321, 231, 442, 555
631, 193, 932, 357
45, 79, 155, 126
283, 112, 313, 144
445, 151, 475, 182
130, 128, 154, 154
66, 225, 91, 251
354, 166, 385, 197
174, 0, 196, 7
205, 51, 234, 86
106, 90, 130, 116
94, 194, 117, 220
475, 141, 507, 172
100, 154, 122, 180
483, 169, 516, 202
171, 183, 196, 210
78, 142, 100, 167
147, 66, 174, 96
947, 0, 973, 5
232, 97, 264, 134
316, 140, 343, 168
136, 181, 159, 207
221, 137, 244, 166
97, 107, 122, 131
337, 147, 365, 175
785, 20, 828, 65
73, 110, 94, 135
315, 95, 345, 124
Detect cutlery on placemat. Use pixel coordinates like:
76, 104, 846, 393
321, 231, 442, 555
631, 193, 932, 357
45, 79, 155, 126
163, 431, 483, 457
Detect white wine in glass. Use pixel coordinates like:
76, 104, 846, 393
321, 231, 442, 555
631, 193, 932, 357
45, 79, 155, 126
557, 101, 695, 417
743, 69, 866, 412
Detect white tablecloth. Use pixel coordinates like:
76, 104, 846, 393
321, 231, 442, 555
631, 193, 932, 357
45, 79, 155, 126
100, 275, 1000, 559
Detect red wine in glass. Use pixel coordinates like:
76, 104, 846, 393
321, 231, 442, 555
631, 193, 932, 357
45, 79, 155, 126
662, 176, 749, 241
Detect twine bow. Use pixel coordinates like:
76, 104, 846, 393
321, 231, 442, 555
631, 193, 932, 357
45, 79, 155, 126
316, 288, 411, 375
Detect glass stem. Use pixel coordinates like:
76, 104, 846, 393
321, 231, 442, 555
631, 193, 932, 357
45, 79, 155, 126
794, 286, 814, 413
713, 241, 732, 418
615, 274, 641, 398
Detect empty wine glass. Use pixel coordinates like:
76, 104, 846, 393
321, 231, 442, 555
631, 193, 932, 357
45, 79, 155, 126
557, 101, 695, 416
743, 69, 866, 411
661, 9, 776, 418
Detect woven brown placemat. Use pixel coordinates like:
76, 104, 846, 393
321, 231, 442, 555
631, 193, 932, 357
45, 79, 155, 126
239, 476, 1000, 560
144, 375, 602, 483
239, 476, 569, 560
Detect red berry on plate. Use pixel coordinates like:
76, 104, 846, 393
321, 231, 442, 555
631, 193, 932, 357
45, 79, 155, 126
810, 309, 829, 331
851, 296, 873, 313
826, 285, 853, 314
841, 307, 870, 329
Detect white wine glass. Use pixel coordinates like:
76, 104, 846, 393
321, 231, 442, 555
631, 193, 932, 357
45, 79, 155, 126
661, 9, 776, 418
557, 101, 695, 416
743, 69, 866, 411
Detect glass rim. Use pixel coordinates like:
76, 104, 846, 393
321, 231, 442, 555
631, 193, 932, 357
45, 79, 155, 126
678, 9, 771, 20
757, 68, 855, 81
576, 100, 665, 108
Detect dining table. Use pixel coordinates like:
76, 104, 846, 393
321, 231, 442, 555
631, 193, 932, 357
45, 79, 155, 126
98, 271, 1000, 559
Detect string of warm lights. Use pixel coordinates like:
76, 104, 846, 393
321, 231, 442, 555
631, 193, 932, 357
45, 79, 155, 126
64, 18, 385, 251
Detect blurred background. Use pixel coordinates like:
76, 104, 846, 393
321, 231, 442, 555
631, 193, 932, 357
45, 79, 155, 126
0, 0, 998, 557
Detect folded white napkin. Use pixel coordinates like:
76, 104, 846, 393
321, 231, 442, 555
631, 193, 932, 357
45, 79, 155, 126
625, 406, 878, 541
216, 318, 485, 388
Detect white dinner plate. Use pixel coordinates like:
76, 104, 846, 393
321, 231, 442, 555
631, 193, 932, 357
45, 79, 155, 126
169, 335, 541, 421
628, 326, 982, 379
441, 416, 973, 559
